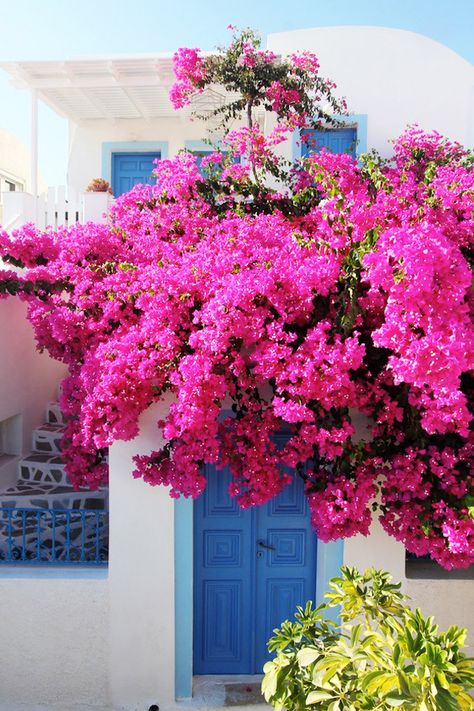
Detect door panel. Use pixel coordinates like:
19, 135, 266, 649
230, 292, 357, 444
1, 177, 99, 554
201, 579, 242, 662
254, 471, 316, 671
194, 461, 317, 674
111, 152, 161, 197
194, 465, 254, 674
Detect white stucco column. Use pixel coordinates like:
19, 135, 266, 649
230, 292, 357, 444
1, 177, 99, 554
30, 89, 38, 198
108, 400, 176, 711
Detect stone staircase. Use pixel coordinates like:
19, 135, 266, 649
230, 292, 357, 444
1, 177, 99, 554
0, 398, 108, 563
0, 400, 107, 511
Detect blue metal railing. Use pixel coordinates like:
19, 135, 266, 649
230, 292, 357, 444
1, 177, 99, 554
0, 507, 108, 566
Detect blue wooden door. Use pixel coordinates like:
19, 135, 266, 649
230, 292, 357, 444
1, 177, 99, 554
302, 127, 357, 158
111, 152, 160, 197
193, 455, 317, 674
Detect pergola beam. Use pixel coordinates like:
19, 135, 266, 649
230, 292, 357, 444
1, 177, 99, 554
0, 56, 201, 122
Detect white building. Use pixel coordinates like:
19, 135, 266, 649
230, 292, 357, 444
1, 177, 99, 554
0, 27, 472, 711
0, 127, 36, 226
0, 127, 28, 194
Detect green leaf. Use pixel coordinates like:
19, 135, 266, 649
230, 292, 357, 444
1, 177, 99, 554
306, 690, 336, 704
261, 668, 278, 700
350, 623, 363, 647
435, 687, 461, 711
385, 692, 412, 707
393, 642, 402, 666
362, 671, 397, 695
297, 647, 320, 667
397, 670, 412, 696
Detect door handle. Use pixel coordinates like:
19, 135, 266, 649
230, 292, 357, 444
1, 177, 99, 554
257, 540, 276, 551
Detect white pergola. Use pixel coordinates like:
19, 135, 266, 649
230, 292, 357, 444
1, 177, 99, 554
0, 54, 228, 196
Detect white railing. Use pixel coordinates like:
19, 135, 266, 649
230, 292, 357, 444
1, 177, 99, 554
1, 188, 114, 232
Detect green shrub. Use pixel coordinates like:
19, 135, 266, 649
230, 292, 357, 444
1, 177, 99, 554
262, 566, 474, 710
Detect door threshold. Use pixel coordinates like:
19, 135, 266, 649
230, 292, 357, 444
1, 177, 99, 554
189, 675, 266, 707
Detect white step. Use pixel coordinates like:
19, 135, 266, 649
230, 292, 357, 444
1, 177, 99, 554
32, 424, 65, 455
46, 402, 64, 426
19, 453, 69, 486
18, 453, 108, 490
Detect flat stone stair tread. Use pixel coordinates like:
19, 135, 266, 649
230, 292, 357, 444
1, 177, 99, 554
19, 453, 68, 485
19, 453, 108, 485
32, 423, 66, 454
0, 479, 107, 500
224, 682, 265, 706
4, 480, 106, 497
191, 676, 267, 708
2, 481, 76, 496
21, 453, 64, 465
35, 423, 65, 433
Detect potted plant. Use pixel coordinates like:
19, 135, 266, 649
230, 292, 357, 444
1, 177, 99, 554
85, 178, 113, 194
262, 566, 474, 710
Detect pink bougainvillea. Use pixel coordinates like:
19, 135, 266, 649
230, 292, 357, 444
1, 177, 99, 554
0, 27, 472, 568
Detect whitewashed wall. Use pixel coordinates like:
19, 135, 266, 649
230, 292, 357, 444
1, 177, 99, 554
0, 570, 108, 711
267, 26, 474, 155
0, 128, 47, 225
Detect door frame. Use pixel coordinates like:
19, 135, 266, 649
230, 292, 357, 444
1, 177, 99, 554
174, 497, 344, 700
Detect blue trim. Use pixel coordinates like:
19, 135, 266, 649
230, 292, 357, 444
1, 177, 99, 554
101, 141, 169, 184
292, 114, 368, 161
0, 566, 108, 579
351, 114, 368, 155
174, 497, 193, 700
316, 540, 344, 623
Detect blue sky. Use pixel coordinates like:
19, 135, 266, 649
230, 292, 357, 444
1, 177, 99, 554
0, 0, 472, 187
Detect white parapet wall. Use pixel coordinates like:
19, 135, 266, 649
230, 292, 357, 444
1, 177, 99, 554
2, 188, 112, 231
0, 569, 108, 711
